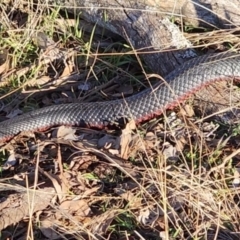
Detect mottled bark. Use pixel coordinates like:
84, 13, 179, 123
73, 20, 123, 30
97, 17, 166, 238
153, 0, 240, 29
0, 186, 55, 230
44, 0, 195, 76
42, 0, 240, 76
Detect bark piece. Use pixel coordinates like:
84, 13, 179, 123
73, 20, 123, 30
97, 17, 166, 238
47, 0, 196, 76
45, 0, 240, 76
0, 186, 55, 230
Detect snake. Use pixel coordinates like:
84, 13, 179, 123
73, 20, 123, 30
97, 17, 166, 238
1, 52, 240, 142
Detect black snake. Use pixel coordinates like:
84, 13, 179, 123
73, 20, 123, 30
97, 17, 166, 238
1, 52, 240, 142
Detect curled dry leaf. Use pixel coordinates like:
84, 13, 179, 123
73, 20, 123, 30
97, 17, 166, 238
0, 49, 8, 75
127, 133, 145, 157
201, 122, 219, 132
39, 168, 64, 203
126, 119, 137, 131
60, 58, 74, 78
58, 199, 92, 220
108, 148, 119, 155
162, 142, 178, 162
119, 120, 136, 159
53, 126, 78, 140
120, 131, 132, 159
0, 61, 7, 75
3, 150, 17, 169
69, 154, 98, 171
180, 103, 195, 117
115, 188, 142, 208
25, 75, 51, 88
137, 205, 159, 227
175, 136, 187, 152
144, 131, 159, 149
159, 231, 168, 239
233, 167, 240, 188
90, 209, 118, 235
80, 186, 101, 198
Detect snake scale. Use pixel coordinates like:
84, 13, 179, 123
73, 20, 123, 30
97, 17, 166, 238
0, 52, 240, 142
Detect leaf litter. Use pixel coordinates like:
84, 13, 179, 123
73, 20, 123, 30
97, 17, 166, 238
1, 4, 240, 240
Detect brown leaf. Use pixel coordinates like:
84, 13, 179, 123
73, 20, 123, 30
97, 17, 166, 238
90, 209, 118, 235
59, 199, 92, 217
175, 136, 187, 152
116, 189, 142, 208
137, 205, 160, 227
25, 75, 51, 87
38, 167, 64, 202
233, 167, 240, 187
0, 62, 7, 75
0, 49, 8, 75
144, 131, 158, 149
180, 104, 194, 117
3, 151, 17, 169
60, 58, 74, 77
53, 126, 77, 140
120, 121, 135, 159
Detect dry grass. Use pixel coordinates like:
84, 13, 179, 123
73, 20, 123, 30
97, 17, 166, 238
0, 1, 240, 240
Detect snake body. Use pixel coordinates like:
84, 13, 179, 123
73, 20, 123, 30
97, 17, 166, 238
1, 52, 240, 142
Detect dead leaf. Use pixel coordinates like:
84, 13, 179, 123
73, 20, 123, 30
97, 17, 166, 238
125, 134, 145, 158
59, 199, 92, 218
69, 154, 97, 171
126, 119, 136, 131
144, 131, 158, 149
38, 167, 63, 202
25, 75, 51, 87
0, 49, 8, 74
162, 142, 178, 161
60, 58, 74, 78
3, 150, 17, 169
115, 189, 142, 208
180, 104, 194, 117
0, 62, 7, 75
57, 144, 71, 200
108, 149, 119, 155
81, 186, 100, 198
175, 136, 187, 152
120, 120, 135, 159
53, 126, 77, 140
159, 231, 168, 239
0, 198, 11, 211
120, 133, 131, 159
0, 187, 55, 230
90, 209, 117, 235
233, 167, 240, 188
137, 205, 159, 227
